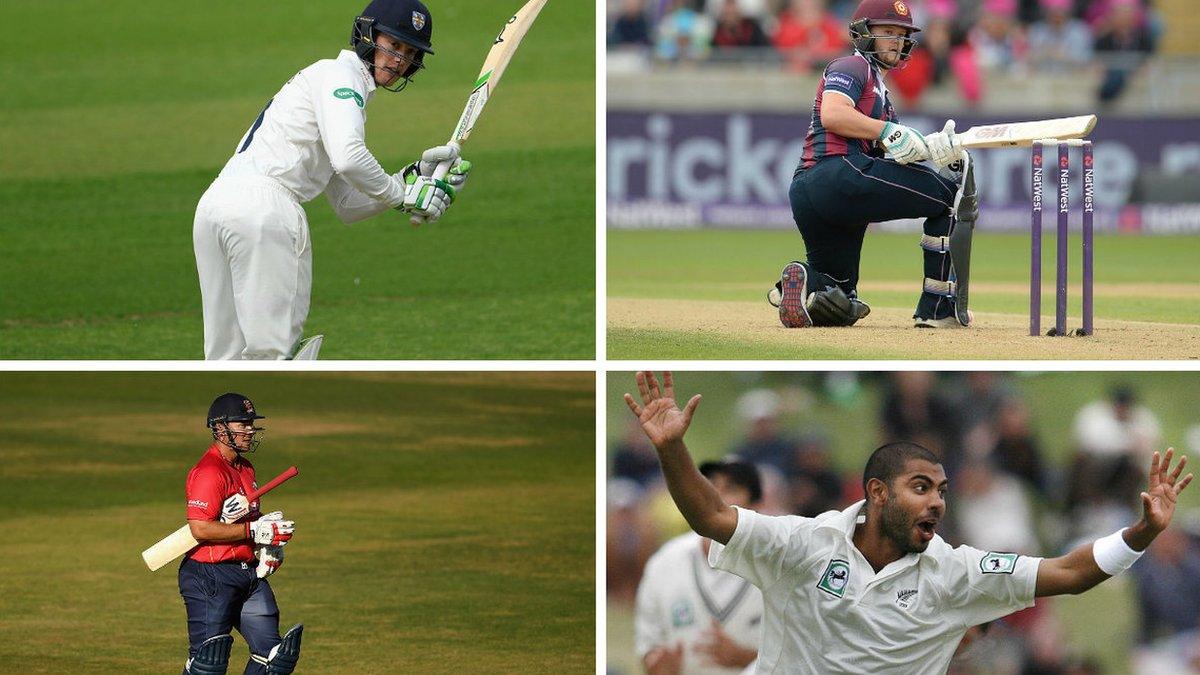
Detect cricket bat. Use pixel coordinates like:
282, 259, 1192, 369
411, 0, 548, 224
955, 115, 1097, 149
141, 465, 299, 572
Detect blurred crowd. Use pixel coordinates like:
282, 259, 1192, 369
608, 372, 1200, 673
607, 0, 1163, 104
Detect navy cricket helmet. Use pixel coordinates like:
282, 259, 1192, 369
207, 393, 266, 452
351, 0, 434, 91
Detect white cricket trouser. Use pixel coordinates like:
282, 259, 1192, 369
193, 176, 312, 360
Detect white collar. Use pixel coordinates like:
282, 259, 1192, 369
338, 49, 376, 96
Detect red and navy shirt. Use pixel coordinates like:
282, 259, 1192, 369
797, 52, 897, 172
184, 444, 260, 563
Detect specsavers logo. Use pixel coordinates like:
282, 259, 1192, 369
334, 87, 364, 109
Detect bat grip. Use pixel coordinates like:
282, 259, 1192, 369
248, 466, 299, 501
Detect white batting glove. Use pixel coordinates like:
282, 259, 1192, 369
248, 511, 294, 546
397, 172, 455, 224
220, 494, 250, 524
879, 121, 930, 165
255, 544, 284, 579
924, 119, 964, 170
416, 145, 472, 190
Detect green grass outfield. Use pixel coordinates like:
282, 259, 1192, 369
0, 1, 594, 358
0, 372, 594, 672
608, 230, 1200, 359
605, 371, 1200, 673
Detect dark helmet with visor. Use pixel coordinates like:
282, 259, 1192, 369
849, 0, 921, 69
351, 0, 435, 92
207, 392, 266, 453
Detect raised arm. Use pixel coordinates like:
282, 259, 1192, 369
1036, 448, 1191, 597
624, 371, 738, 544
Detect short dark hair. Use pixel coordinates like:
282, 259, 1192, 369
699, 457, 763, 505
862, 441, 940, 493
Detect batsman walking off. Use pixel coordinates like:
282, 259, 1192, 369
626, 371, 1193, 674
179, 393, 301, 674
769, 0, 977, 329
193, 0, 471, 359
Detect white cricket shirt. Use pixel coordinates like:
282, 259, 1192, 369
709, 501, 1041, 674
218, 50, 405, 212
637, 532, 763, 675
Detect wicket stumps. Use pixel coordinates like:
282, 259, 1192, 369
1030, 139, 1093, 336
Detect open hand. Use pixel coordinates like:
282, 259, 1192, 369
623, 371, 701, 450
1140, 447, 1192, 534
693, 619, 757, 668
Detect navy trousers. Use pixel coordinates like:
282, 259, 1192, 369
179, 557, 281, 675
789, 153, 960, 319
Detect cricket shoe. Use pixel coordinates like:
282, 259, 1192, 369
777, 262, 813, 328
914, 311, 973, 328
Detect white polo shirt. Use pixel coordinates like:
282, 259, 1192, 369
637, 532, 764, 675
709, 501, 1041, 674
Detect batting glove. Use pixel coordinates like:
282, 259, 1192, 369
879, 121, 930, 165
924, 119, 964, 170
255, 544, 284, 579
414, 144, 472, 190
220, 494, 250, 524
248, 511, 294, 546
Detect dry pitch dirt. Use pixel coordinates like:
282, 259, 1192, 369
609, 298, 1200, 360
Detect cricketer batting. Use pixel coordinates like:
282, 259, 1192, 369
192, 0, 471, 360
768, 0, 978, 329
178, 393, 303, 674
626, 371, 1194, 675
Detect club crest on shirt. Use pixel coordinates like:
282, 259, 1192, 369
816, 559, 851, 598
896, 588, 918, 610
412, 11, 426, 31
670, 599, 695, 627
980, 552, 1019, 574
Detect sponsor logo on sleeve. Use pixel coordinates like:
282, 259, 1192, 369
825, 73, 855, 92
188, 499, 209, 509
817, 559, 851, 598
334, 87, 365, 109
980, 552, 1019, 574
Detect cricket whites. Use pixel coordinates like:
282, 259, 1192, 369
141, 465, 300, 571
412, 0, 549, 224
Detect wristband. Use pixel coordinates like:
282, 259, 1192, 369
244, 522, 252, 539
1092, 528, 1142, 576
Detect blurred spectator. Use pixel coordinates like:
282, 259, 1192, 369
951, 372, 1018, 435
608, 478, 662, 604
635, 459, 763, 674
611, 0, 653, 47
728, 389, 791, 472
953, 457, 1040, 554
879, 372, 963, 474
784, 432, 844, 516
1066, 385, 1162, 540
1131, 525, 1200, 673
612, 418, 663, 488
656, 0, 714, 62
970, 0, 1029, 72
989, 398, 1051, 497
1025, 0, 1093, 71
772, 0, 846, 73
1094, 0, 1155, 104
710, 0, 770, 60
704, 0, 771, 21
